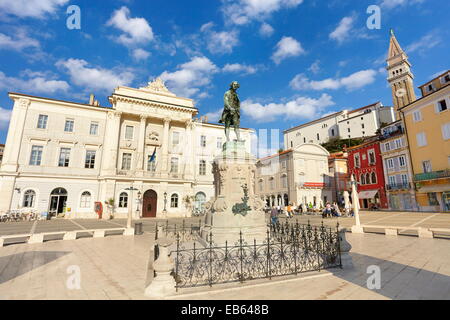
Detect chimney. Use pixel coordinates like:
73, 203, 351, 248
89, 94, 95, 105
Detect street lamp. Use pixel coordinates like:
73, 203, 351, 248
125, 186, 139, 229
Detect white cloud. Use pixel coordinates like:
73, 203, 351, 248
56, 58, 134, 92
308, 60, 320, 74
132, 48, 150, 61
0, 106, 12, 130
200, 22, 239, 54
242, 93, 335, 123
405, 31, 441, 54
0, 70, 69, 94
0, 32, 40, 51
221, 0, 304, 25
0, 0, 68, 19
329, 16, 354, 44
380, 0, 425, 9
259, 23, 274, 37
106, 6, 154, 46
160, 56, 219, 99
203, 109, 222, 122
271, 36, 305, 64
222, 63, 258, 75
290, 69, 378, 91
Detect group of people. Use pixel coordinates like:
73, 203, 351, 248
269, 201, 355, 225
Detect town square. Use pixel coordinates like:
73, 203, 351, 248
0, 0, 449, 308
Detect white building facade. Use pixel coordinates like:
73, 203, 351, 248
0, 79, 253, 219
256, 144, 332, 209
284, 102, 395, 147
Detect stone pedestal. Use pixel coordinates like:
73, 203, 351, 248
201, 141, 267, 245
145, 238, 176, 298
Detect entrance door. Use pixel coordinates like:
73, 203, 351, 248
49, 188, 68, 217
142, 190, 157, 218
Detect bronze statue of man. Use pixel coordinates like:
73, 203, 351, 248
219, 81, 241, 141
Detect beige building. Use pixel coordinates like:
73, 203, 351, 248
255, 144, 332, 208
284, 102, 395, 147
328, 151, 348, 205
0, 79, 253, 219
0, 144, 4, 164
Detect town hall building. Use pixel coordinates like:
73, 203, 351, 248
0, 79, 253, 219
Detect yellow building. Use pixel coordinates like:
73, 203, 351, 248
400, 70, 450, 212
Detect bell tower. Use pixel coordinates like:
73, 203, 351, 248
386, 29, 416, 120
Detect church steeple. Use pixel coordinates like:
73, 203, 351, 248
386, 30, 416, 119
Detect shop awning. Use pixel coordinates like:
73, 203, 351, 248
418, 184, 450, 193
358, 190, 379, 199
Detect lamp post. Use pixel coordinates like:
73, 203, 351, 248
350, 174, 364, 233
14, 188, 21, 209
125, 186, 139, 229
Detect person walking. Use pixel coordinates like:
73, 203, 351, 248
270, 206, 279, 226
287, 204, 293, 218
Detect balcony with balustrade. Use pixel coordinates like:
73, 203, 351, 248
414, 169, 450, 182
386, 182, 412, 191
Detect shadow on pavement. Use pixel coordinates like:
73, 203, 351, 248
0, 251, 70, 285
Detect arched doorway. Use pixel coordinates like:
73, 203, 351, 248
49, 188, 68, 218
142, 190, 157, 218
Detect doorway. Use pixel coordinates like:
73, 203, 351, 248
49, 188, 68, 217
142, 190, 157, 218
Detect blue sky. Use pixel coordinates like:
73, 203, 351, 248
0, 0, 448, 152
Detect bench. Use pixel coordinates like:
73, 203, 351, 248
0, 227, 131, 246
352, 225, 448, 239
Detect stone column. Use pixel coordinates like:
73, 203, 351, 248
183, 120, 194, 179
101, 110, 122, 175
161, 118, 171, 175
136, 115, 147, 171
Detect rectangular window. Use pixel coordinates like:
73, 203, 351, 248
368, 150, 376, 165
58, 148, 71, 167
384, 142, 391, 152
125, 126, 134, 140
90, 122, 99, 135
170, 157, 178, 173
354, 154, 360, 168
428, 193, 439, 206
217, 137, 223, 149
317, 133, 320, 141
199, 160, 206, 175
388, 176, 396, 186
437, 100, 448, 112
416, 132, 427, 147
172, 132, 180, 145
64, 119, 74, 132
441, 74, 450, 84
387, 158, 394, 169
395, 139, 402, 149
399, 155, 406, 167
413, 110, 422, 122
422, 160, 432, 173
401, 174, 408, 185
121, 153, 132, 170
200, 135, 206, 147
29, 146, 43, 166
85, 150, 96, 169
442, 123, 450, 140
37, 114, 48, 129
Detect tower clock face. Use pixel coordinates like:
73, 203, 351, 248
395, 88, 407, 98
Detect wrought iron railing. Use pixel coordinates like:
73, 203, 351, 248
171, 221, 341, 290
386, 183, 412, 191
415, 169, 450, 182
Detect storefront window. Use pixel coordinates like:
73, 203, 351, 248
427, 193, 439, 206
